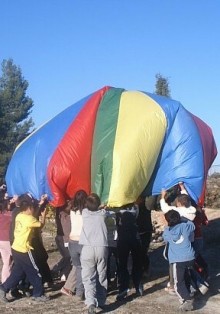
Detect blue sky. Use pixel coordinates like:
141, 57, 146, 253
0, 0, 219, 166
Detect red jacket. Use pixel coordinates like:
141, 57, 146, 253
194, 209, 208, 239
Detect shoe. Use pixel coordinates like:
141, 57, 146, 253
179, 299, 193, 311
60, 287, 74, 297
0, 285, 8, 303
60, 274, 66, 282
10, 288, 24, 299
88, 304, 96, 314
136, 284, 144, 297
43, 281, 54, 289
32, 295, 50, 302
116, 289, 129, 301
198, 282, 209, 295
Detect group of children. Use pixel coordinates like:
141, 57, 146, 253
0, 182, 209, 313
161, 183, 209, 312
53, 192, 152, 314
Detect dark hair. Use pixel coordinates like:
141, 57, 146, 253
17, 194, 34, 211
86, 193, 101, 212
19, 200, 34, 212
72, 190, 88, 213
175, 194, 191, 208
164, 210, 181, 227
16, 194, 33, 207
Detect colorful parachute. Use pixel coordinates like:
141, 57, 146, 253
6, 86, 217, 207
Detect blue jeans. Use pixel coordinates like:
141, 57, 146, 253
68, 240, 84, 296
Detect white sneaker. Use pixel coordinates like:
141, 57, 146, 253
198, 282, 209, 295
60, 274, 66, 282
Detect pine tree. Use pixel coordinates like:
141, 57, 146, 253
0, 59, 34, 183
155, 73, 171, 97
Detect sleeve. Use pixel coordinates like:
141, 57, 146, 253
28, 216, 41, 228
202, 210, 209, 225
162, 227, 170, 242
185, 220, 195, 233
160, 198, 176, 213
177, 207, 196, 221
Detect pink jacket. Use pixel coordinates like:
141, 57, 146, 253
0, 211, 12, 241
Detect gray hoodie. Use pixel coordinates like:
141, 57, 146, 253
79, 208, 114, 247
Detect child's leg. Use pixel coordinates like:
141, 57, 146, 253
96, 247, 108, 307
173, 261, 193, 303
1, 261, 25, 293
52, 235, 71, 278
63, 266, 76, 293
169, 263, 174, 289
107, 247, 113, 284
140, 233, 151, 274
81, 246, 97, 307
130, 239, 143, 292
0, 241, 13, 283
70, 242, 83, 297
117, 240, 130, 293
23, 251, 44, 297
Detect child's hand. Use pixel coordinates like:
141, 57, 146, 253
161, 189, 167, 199
39, 194, 48, 205
99, 203, 107, 209
41, 207, 48, 216
179, 182, 185, 190
10, 195, 18, 204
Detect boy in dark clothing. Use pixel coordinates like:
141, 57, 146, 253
136, 196, 153, 277
116, 203, 143, 301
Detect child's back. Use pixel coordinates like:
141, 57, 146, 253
163, 219, 195, 263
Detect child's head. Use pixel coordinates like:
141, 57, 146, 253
19, 201, 34, 214
165, 210, 181, 227
175, 194, 191, 208
18, 194, 34, 214
73, 190, 88, 212
86, 193, 101, 212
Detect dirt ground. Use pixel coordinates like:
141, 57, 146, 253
0, 208, 220, 314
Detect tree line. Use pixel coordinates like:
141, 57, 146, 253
0, 58, 170, 184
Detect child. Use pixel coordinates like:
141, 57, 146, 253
160, 183, 196, 222
51, 204, 71, 281
62, 190, 88, 300
163, 210, 195, 312
0, 199, 12, 283
116, 203, 143, 301
106, 211, 118, 291
136, 196, 153, 278
192, 204, 209, 277
79, 193, 113, 314
0, 195, 49, 302
31, 194, 53, 287
160, 183, 196, 294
